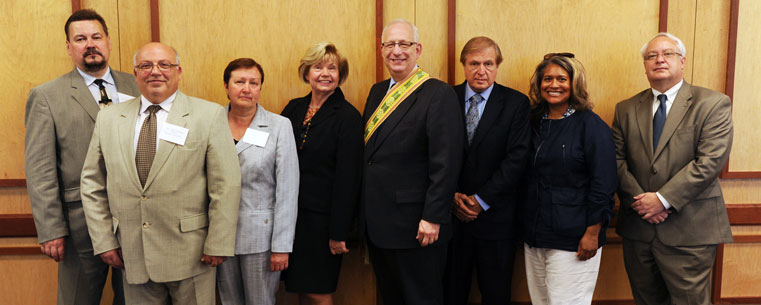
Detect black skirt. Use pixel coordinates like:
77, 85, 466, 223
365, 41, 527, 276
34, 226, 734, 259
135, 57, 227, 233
283, 210, 343, 293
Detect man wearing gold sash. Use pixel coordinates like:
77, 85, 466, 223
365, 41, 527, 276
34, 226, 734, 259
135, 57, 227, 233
361, 19, 464, 305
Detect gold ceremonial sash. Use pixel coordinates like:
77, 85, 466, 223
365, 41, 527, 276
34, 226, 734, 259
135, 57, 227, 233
364, 68, 431, 143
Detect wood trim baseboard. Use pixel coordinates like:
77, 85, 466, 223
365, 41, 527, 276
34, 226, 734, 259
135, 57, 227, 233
0, 179, 25, 187
0, 246, 41, 256
375, 0, 384, 83
0, 214, 37, 237
446, 0, 456, 85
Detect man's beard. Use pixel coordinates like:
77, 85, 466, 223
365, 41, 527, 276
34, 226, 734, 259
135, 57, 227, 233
83, 48, 107, 72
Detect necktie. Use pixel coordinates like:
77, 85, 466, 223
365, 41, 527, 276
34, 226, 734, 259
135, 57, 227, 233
466, 94, 484, 144
93, 79, 112, 109
136, 105, 162, 187
653, 94, 668, 151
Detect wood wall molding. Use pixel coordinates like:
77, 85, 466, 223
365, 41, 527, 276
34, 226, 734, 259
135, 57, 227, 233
446, 0, 455, 85
0, 179, 25, 187
658, 0, 668, 32
150, 0, 160, 42
71, 0, 81, 12
0, 214, 37, 237
375, 0, 383, 82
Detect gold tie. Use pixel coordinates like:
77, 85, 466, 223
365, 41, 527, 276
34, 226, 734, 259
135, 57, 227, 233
135, 105, 162, 187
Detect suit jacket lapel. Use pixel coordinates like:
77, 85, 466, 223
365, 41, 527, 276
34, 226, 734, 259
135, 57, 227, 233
635, 91, 655, 162
365, 85, 421, 159
111, 70, 138, 98
117, 99, 143, 190
653, 82, 693, 161
469, 87, 504, 149
144, 91, 188, 189
237, 104, 268, 154
68, 69, 100, 121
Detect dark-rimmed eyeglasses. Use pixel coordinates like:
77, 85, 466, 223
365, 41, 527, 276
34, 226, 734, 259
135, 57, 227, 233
381, 41, 417, 50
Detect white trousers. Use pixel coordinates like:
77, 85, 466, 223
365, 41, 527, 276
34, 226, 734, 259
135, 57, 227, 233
524, 243, 602, 305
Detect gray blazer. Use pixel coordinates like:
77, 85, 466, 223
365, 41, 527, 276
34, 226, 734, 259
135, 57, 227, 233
25, 68, 139, 244
231, 104, 299, 254
613, 81, 733, 246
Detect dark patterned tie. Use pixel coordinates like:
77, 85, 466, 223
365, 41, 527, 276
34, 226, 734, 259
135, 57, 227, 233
135, 105, 162, 187
653, 94, 668, 151
466, 94, 484, 144
93, 79, 112, 109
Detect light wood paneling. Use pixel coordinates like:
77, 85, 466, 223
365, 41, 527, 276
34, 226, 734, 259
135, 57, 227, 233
720, 242, 761, 297
382, 0, 448, 82
0, 1, 73, 179
159, 0, 376, 114
727, 0, 761, 172
0, 254, 58, 304
0, 187, 31, 214
116, 0, 153, 73
455, 0, 658, 125
666, 0, 696, 83
692, 0, 730, 92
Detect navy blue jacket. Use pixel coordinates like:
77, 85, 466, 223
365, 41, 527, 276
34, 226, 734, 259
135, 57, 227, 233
522, 109, 617, 252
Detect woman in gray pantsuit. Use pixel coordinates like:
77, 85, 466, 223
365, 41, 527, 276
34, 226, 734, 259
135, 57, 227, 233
216, 58, 300, 305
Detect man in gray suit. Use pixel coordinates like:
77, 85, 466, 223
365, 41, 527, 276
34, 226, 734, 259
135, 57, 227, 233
24, 9, 139, 305
81, 42, 241, 305
613, 32, 733, 305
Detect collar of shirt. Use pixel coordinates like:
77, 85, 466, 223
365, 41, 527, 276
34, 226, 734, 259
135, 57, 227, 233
77, 67, 120, 104
387, 65, 420, 92
464, 82, 493, 116
650, 79, 683, 117
139, 91, 177, 114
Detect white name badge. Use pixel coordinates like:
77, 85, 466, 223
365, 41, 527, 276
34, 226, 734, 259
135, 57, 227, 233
159, 123, 189, 146
117, 92, 135, 103
240, 128, 269, 147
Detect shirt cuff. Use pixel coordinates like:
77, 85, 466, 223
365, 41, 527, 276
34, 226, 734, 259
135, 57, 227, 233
655, 192, 671, 210
475, 194, 490, 211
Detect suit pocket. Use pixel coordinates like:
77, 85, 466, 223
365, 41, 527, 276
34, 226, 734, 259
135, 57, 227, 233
550, 187, 587, 238
180, 213, 209, 232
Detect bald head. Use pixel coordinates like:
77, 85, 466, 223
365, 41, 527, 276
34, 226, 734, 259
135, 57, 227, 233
133, 42, 183, 104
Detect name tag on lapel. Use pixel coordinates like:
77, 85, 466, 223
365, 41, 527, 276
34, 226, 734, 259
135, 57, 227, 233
159, 123, 189, 146
241, 128, 269, 147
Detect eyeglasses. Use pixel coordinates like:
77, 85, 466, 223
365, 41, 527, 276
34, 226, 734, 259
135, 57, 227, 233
466, 61, 497, 72
381, 41, 417, 50
135, 61, 179, 71
544, 52, 575, 60
644, 51, 681, 61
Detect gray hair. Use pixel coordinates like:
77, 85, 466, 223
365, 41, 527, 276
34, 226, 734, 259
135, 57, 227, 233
133, 46, 181, 66
640, 32, 687, 59
381, 19, 419, 43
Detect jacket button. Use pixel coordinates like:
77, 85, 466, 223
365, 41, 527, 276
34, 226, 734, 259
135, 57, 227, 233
141, 196, 147, 200
367, 160, 372, 165
651, 168, 657, 174
264, 219, 268, 224
142, 222, 150, 228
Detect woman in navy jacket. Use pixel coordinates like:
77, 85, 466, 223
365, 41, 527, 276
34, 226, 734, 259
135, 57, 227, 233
522, 53, 617, 305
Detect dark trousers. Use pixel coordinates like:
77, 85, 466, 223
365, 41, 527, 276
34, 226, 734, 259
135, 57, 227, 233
444, 227, 516, 305
622, 236, 717, 305
367, 240, 447, 305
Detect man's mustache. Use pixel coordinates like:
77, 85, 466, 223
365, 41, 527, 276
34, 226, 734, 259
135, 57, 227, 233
84, 48, 102, 58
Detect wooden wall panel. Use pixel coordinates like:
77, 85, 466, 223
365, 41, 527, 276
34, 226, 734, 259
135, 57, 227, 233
0, 254, 58, 304
666, 0, 696, 83
454, 0, 658, 125
0, 1, 73, 180
159, 0, 376, 114
382, 0, 448, 82
116, 0, 153, 73
719, 242, 761, 297
692, 0, 730, 92
727, 0, 761, 172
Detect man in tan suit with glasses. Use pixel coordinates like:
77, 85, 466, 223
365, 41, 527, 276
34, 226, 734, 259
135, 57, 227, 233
80, 42, 241, 305
613, 32, 733, 305
24, 9, 139, 305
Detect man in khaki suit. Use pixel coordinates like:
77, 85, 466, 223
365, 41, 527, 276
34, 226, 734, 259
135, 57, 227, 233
613, 32, 733, 305
24, 9, 139, 305
80, 42, 241, 305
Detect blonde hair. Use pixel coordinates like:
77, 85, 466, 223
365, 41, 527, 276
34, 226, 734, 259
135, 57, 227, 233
298, 42, 349, 86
